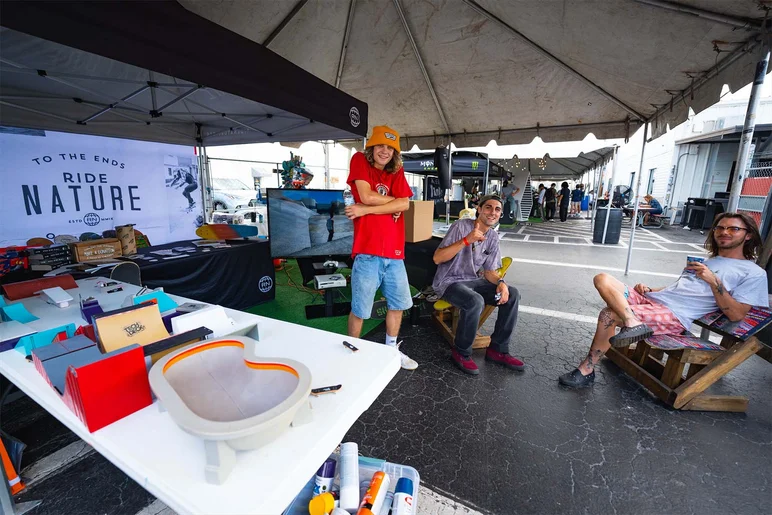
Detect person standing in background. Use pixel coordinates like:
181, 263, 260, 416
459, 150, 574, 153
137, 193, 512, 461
536, 184, 546, 219
558, 182, 571, 222
345, 125, 418, 370
571, 184, 583, 217
501, 180, 514, 218
544, 183, 557, 221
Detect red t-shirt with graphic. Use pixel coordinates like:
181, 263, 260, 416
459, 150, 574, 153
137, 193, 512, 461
346, 152, 413, 259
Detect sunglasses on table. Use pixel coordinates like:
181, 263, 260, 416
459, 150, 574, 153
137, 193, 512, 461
713, 225, 748, 234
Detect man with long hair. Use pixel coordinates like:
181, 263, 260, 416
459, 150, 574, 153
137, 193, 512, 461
345, 125, 417, 370
559, 212, 769, 388
432, 195, 524, 375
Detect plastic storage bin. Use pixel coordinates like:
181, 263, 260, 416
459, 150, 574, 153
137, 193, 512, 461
284, 453, 420, 515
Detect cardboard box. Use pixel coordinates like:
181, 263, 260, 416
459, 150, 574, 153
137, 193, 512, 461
404, 200, 434, 243
69, 238, 122, 262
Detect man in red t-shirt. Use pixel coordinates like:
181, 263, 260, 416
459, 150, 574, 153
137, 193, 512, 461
345, 125, 417, 370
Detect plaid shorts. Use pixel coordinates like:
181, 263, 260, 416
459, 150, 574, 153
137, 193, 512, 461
624, 286, 686, 335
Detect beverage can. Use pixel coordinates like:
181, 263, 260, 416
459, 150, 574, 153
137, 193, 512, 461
685, 255, 705, 273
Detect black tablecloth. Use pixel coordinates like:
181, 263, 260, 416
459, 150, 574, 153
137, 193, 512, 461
1, 239, 275, 310
134, 240, 275, 309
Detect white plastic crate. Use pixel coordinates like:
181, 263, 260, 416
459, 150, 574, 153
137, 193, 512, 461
284, 453, 420, 514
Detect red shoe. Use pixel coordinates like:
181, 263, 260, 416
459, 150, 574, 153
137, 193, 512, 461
485, 349, 525, 371
451, 349, 479, 375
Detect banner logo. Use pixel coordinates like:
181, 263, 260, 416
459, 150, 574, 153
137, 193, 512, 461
83, 212, 101, 226
471, 161, 479, 170
259, 276, 273, 293
349, 107, 361, 128
419, 160, 437, 171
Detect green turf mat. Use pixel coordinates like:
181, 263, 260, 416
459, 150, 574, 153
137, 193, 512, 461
243, 260, 382, 336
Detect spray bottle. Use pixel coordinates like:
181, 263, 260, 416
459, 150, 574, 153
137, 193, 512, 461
391, 477, 414, 515
313, 458, 337, 496
339, 443, 360, 512
356, 471, 390, 515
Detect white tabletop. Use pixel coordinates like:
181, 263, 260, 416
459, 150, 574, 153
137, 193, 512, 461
0, 280, 400, 515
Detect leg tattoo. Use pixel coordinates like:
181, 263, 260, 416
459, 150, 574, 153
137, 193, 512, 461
584, 349, 604, 371
599, 308, 619, 329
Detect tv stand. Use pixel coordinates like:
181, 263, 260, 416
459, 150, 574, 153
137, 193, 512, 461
297, 256, 351, 286
305, 287, 351, 319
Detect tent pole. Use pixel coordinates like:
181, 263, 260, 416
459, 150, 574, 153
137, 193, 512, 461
483, 155, 490, 195
324, 141, 331, 189
446, 139, 452, 226
601, 147, 619, 243
728, 51, 770, 213
625, 122, 650, 275
591, 165, 600, 228
199, 146, 211, 219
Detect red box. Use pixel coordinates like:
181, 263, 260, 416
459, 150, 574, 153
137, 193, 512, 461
33, 342, 152, 432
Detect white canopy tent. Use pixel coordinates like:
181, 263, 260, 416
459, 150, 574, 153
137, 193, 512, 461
2, 1, 769, 272
180, 0, 770, 273
181, 0, 767, 147
494, 147, 617, 183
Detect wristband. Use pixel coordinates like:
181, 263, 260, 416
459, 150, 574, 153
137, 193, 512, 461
463, 237, 470, 246
497, 279, 505, 285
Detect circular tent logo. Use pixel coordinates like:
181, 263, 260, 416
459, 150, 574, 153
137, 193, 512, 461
83, 213, 101, 227
349, 107, 360, 127
258, 276, 273, 293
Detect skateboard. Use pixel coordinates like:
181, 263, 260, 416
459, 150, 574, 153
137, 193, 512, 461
195, 224, 258, 240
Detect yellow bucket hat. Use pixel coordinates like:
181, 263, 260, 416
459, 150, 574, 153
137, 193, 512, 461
365, 125, 401, 153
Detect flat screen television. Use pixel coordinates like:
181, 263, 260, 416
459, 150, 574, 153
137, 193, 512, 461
266, 188, 354, 258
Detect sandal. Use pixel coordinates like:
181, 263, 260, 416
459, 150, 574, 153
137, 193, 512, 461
609, 323, 653, 347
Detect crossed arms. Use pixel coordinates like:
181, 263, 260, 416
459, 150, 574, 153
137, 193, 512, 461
347, 180, 409, 216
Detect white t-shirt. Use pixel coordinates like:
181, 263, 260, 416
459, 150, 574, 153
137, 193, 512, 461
647, 256, 769, 329
538, 190, 546, 203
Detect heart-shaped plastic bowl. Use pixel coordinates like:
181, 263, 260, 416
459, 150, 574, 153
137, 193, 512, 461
149, 336, 312, 484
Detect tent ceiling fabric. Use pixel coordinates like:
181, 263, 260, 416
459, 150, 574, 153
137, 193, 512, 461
0, 1, 368, 146
494, 147, 616, 181
181, 0, 767, 146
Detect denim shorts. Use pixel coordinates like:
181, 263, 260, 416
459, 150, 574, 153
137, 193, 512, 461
350, 254, 413, 319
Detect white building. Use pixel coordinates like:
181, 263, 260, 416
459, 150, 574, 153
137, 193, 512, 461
612, 83, 772, 220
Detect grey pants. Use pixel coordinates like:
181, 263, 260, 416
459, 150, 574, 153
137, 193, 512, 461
442, 279, 520, 357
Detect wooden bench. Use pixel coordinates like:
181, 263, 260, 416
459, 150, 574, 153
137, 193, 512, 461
605, 306, 772, 412
643, 207, 669, 228
648, 213, 667, 228
432, 257, 512, 350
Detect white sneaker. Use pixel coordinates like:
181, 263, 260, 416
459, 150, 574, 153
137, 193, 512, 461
395, 341, 418, 370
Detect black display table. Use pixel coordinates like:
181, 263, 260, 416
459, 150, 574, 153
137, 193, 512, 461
134, 239, 274, 310
1, 239, 275, 310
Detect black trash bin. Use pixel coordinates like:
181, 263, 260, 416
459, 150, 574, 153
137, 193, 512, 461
593, 208, 622, 244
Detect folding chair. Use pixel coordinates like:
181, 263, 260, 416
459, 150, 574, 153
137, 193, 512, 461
110, 262, 142, 286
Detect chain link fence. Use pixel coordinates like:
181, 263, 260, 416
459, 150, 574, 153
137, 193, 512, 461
739, 150, 772, 227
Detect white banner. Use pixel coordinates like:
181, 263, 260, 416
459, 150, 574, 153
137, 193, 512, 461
0, 128, 203, 247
